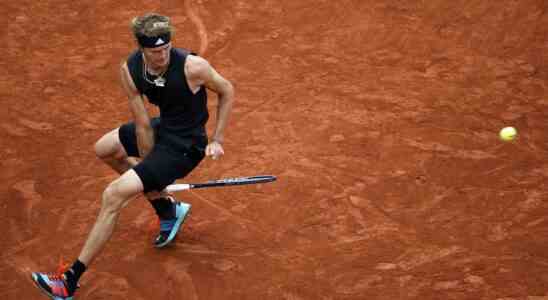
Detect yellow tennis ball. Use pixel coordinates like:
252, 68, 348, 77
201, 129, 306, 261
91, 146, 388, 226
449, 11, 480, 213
499, 126, 517, 141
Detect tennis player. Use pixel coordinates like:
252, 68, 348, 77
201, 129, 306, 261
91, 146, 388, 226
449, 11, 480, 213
30, 12, 234, 299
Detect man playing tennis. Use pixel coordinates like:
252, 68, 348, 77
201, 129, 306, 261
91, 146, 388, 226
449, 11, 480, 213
30, 12, 234, 299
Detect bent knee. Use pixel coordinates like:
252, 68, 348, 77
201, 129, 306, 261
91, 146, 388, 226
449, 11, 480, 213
95, 129, 126, 160
101, 172, 142, 212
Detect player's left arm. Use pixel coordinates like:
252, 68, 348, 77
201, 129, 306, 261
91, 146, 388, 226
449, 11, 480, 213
187, 55, 234, 159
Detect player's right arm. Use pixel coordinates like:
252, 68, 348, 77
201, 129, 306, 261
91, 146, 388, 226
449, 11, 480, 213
120, 62, 154, 158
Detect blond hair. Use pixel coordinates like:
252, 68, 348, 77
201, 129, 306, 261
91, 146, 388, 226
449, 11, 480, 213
131, 13, 173, 38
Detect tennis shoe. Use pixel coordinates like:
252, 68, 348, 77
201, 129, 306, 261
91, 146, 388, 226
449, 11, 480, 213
31, 272, 76, 300
154, 201, 191, 248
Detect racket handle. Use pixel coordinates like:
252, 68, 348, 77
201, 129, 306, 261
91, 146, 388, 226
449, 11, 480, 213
165, 184, 192, 192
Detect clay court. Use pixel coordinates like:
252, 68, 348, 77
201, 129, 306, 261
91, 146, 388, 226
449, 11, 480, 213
2, 0, 548, 299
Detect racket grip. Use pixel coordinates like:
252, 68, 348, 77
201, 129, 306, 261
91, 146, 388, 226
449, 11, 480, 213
165, 184, 191, 192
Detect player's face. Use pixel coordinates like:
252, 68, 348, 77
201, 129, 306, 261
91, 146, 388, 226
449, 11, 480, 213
143, 43, 171, 69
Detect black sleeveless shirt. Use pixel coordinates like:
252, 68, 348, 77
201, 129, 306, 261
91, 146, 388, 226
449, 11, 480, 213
126, 48, 209, 137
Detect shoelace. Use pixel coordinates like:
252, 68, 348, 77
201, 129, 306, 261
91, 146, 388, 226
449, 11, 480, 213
43, 272, 66, 282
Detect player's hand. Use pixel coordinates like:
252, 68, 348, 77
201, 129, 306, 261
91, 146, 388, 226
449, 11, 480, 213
205, 140, 224, 160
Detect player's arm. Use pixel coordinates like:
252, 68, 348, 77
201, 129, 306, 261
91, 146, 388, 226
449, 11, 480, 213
187, 55, 234, 158
120, 62, 154, 158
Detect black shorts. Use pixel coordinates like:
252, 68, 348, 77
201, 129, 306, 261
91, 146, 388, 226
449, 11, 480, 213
118, 117, 207, 193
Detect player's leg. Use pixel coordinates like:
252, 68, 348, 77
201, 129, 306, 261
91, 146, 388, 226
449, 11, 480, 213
95, 122, 175, 219
78, 169, 144, 265
94, 127, 133, 174
94, 127, 164, 195
31, 169, 144, 299
140, 141, 206, 248
94, 127, 168, 199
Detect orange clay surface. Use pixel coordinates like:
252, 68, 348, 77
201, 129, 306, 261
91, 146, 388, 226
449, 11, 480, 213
2, 1, 548, 299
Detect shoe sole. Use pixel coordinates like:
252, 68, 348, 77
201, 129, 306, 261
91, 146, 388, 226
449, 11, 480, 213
155, 203, 191, 248
31, 273, 73, 300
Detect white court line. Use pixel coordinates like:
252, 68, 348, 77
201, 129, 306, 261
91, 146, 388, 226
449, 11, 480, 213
184, 0, 209, 55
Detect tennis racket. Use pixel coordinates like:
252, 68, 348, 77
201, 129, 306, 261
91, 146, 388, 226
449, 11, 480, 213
166, 175, 277, 192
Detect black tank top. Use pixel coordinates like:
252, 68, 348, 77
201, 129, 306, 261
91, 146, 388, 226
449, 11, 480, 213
126, 48, 209, 137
